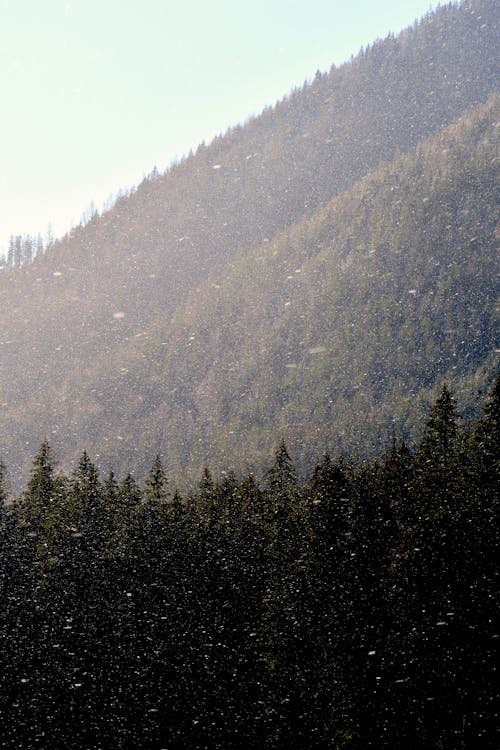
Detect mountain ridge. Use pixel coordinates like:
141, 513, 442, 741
0, 0, 498, 486
127, 93, 499, 480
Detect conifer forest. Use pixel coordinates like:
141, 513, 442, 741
0, 0, 498, 747
0, 381, 498, 748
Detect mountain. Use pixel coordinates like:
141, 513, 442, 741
0, 0, 498, 486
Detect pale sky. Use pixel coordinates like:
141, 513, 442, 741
0, 0, 437, 254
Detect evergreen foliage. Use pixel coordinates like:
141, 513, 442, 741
0, 5, 497, 741
0, 379, 498, 748
0, 0, 497, 489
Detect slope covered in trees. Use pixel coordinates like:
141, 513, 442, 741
147, 93, 499, 478
2, 92, 497, 486
0, 0, 498, 485
0, 380, 498, 748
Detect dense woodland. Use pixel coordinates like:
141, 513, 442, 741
0, 0, 498, 488
0, 2, 498, 747
0, 379, 498, 748
0, 4, 498, 740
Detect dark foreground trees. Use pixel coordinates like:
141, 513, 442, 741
0, 379, 498, 749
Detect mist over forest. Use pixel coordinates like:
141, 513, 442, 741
0, 0, 498, 747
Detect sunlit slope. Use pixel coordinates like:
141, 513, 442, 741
0, 0, 498, 483
3, 95, 497, 485
128, 95, 499, 479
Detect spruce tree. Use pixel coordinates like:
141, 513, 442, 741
417, 384, 459, 471
144, 454, 169, 508
21, 439, 56, 534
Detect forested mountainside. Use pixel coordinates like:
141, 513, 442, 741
0, 0, 498, 485
143, 94, 500, 478
2, 92, 497, 487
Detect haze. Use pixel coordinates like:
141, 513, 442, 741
0, 0, 436, 253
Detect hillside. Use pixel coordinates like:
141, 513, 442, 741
0, 0, 498, 485
81, 94, 500, 481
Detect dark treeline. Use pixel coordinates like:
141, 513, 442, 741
0, 379, 498, 749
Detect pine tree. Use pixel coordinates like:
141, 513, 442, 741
22, 236, 33, 265
35, 233, 44, 258
192, 465, 216, 527
13, 236, 22, 269
0, 460, 8, 508
265, 440, 297, 499
417, 384, 459, 471
21, 439, 56, 533
6, 236, 14, 268
144, 454, 169, 508
71, 451, 101, 518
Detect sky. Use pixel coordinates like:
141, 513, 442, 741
0, 0, 438, 254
